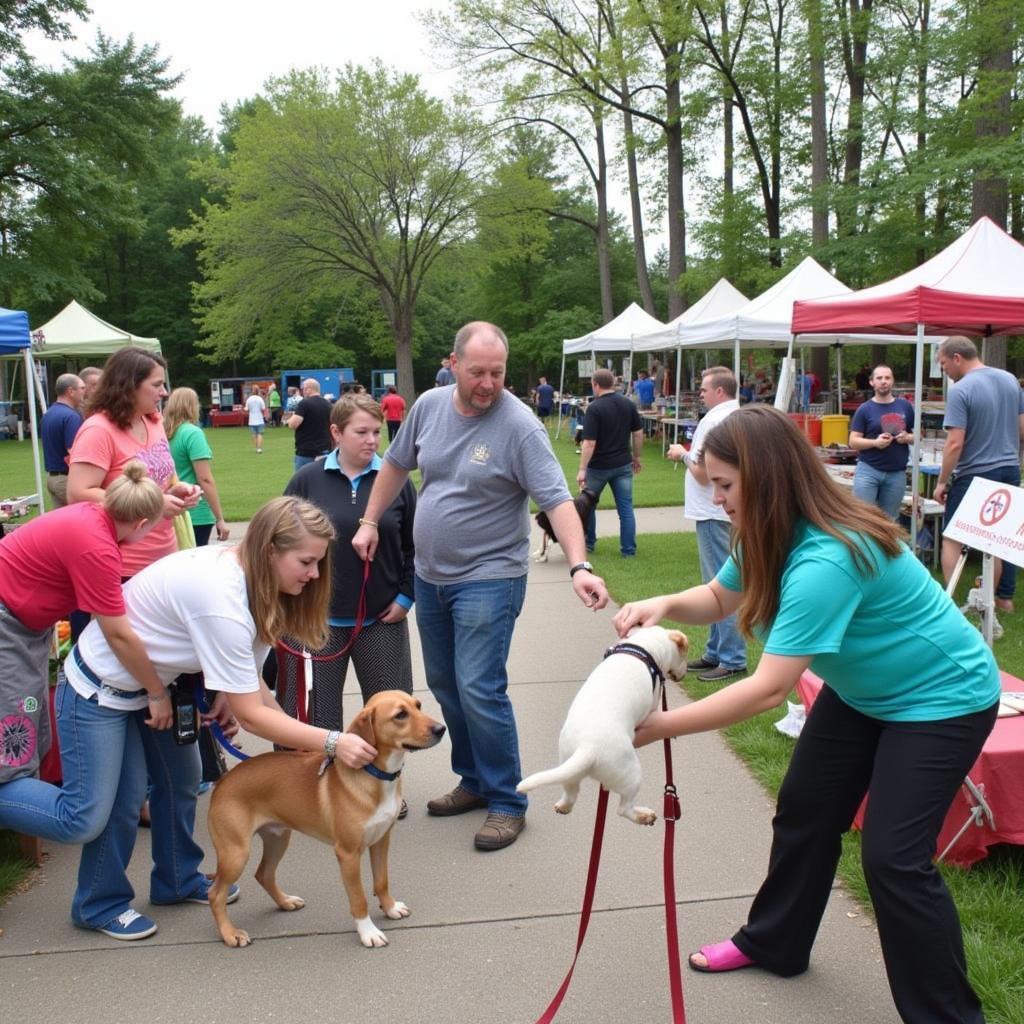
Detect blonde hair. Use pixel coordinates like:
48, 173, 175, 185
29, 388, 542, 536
237, 496, 335, 648
162, 387, 200, 440
330, 393, 383, 432
701, 405, 904, 638
103, 460, 165, 524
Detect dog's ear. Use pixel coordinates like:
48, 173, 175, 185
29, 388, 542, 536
666, 629, 689, 654
347, 706, 376, 746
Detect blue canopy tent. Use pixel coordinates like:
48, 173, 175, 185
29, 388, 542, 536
0, 306, 44, 514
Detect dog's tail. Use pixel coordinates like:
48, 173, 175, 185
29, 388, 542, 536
516, 749, 596, 794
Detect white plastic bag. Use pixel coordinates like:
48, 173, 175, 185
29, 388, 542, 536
774, 700, 806, 739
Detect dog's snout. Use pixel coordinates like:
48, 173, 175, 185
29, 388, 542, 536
432, 723, 447, 738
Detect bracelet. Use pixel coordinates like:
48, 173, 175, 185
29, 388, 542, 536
324, 729, 342, 758
149, 689, 170, 702
358, 517, 378, 529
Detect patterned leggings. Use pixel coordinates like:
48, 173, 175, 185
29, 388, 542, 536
277, 618, 414, 731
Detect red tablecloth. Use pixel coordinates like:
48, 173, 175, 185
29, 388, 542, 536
209, 409, 246, 427
796, 670, 1024, 867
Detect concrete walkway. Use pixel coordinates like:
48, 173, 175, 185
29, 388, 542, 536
0, 509, 899, 1024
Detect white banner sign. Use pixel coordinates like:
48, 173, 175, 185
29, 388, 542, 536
943, 477, 1024, 570
577, 359, 594, 378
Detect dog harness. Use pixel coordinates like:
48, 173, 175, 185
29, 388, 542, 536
317, 757, 403, 780
603, 641, 665, 692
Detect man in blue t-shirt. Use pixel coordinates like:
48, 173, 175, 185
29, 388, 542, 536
936, 336, 1024, 610
40, 373, 85, 507
534, 376, 554, 421
848, 365, 915, 520
633, 369, 655, 410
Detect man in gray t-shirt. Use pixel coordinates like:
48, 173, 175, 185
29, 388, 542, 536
936, 335, 1024, 609
353, 322, 608, 851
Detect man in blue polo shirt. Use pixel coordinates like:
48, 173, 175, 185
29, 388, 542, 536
40, 373, 85, 507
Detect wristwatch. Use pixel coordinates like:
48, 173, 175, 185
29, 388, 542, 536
569, 561, 594, 578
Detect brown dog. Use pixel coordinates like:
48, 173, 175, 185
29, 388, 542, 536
207, 690, 445, 949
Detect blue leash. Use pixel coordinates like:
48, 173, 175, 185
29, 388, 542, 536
195, 686, 250, 761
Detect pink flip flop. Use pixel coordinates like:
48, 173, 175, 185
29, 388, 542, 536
688, 939, 755, 973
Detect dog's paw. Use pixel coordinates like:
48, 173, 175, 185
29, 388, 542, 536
554, 800, 574, 815
356, 917, 390, 948
278, 893, 305, 912
532, 549, 549, 563
632, 807, 657, 826
382, 900, 410, 920
221, 927, 252, 948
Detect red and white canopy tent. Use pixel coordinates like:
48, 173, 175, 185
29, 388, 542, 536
792, 216, 1024, 551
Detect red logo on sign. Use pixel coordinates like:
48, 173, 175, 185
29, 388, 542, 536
980, 489, 1012, 527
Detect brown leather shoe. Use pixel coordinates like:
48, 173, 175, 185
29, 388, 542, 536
474, 812, 526, 851
426, 786, 488, 817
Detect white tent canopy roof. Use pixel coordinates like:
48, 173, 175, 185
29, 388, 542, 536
680, 256, 905, 348
633, 278, 748, 351
30, 300, 161, 358
562, 302, 666, 355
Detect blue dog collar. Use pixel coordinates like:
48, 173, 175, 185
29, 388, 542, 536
604, 641, 665, 692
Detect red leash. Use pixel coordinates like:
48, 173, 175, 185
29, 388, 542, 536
276, 560, 371, 723
534, 687, 686, 1022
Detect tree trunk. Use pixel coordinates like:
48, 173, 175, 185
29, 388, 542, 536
971, 0, 1013, 369
595, 116, 614, 323
914, 1, 930, 263
806, 0, 828, 251
835, 0, 873, 240
391, 305, 418, 403
621, 79, 657, 316
664, 42, 686, 318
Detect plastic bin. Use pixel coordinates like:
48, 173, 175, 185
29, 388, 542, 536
788, 413, 822, 447
821, 414, 851, 447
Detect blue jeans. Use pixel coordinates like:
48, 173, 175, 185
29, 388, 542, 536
852, 461, 906, 520
414, 575, 528, 815
695, 519, 746, 670
584, 462, 637, 555
294, 453, 325, 471
0, 682, 205, 927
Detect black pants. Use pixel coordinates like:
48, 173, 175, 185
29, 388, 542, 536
734, 684, 996, 1024
386, 419, 401, 442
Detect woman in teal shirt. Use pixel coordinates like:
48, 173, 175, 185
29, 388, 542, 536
615, 405, 998, 1024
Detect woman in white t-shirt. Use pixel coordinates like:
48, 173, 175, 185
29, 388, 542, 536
245, 387, 267, 453
4, 496, 376, 941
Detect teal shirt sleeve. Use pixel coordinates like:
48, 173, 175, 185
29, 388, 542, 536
763, 557, 861, 657
183, 424, 213, 464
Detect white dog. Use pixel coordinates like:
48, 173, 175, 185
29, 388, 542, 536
517, 626, 688, 825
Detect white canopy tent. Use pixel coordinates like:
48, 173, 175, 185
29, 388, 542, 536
557, 303, 666, 435
631, 278, 750, 429
0, 301, 162, 516
30, 300, 161, 358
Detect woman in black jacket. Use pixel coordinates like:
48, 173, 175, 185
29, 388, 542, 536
281, 394, 416, 733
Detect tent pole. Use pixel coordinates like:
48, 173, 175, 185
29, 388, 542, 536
23, 347, 45, 515
555, 354, 566, 439
910, 323, 925, 557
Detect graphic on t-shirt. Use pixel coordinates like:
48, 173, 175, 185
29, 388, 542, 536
1, 713, 35, 766
880, 412, 906, 435
133, 437, 174, 487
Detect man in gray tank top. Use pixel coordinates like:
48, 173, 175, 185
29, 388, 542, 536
353, 322, 608, 851
936, 335, 1024, 610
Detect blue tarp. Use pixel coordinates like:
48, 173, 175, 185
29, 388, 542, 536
0, 307, 30, 354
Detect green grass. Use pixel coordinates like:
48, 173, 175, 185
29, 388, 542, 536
598, 533, 1024, 1024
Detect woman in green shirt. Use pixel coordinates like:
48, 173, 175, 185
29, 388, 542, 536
615, 405, 998, 1024
163, 388, 230, 546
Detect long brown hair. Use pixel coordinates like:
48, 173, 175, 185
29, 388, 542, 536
237, 496, 335, 648
86, 347, 167, 428
701, 405, 904, 637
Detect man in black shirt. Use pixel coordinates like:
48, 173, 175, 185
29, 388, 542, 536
284, 378, 332, 470
576, 368, 644, 556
